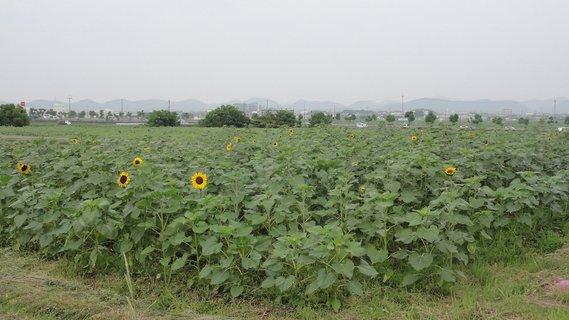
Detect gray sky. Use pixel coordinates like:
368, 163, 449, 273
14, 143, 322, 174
1, 0, 568, 103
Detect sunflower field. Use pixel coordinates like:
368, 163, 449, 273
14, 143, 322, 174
0, 125, 568, 309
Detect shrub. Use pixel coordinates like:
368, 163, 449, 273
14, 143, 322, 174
200, 105, 249, 127
404, 111, 415, 123
492, 117, 504, 125
425, 111, 437, 124
147, 110, 180, 127
0, 104, 30, 127
309, 112, 332, 126
472, 114, 483, 124
449, 114, 459, 124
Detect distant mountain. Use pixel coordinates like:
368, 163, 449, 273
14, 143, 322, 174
381, 98, 568, 114
8, 97, 568, 114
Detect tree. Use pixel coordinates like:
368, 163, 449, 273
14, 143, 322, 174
385, 114, 396, 123
199, 105, 249, 127
449, 114, 459, 124
404, 111, 415, 124
147, 110, 181, 127
492, 117, 503, 125
68, 110, 77, 118
335, 113, 341, 120
425, 111, 437, 125
0, 104, 30, 127
89, 111, 97, 118
365, 114, 378, 122
547, 116, 555, 124
472, 114, 483, 124
344, 114, 356, 121
518, 117, 529, 125
274, 110, 297, 127
565, 116, 569, 125
309, 112, 333, 126
78, 111, 86, 118
99, 110, 104, 118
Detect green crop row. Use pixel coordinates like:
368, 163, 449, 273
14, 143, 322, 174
0, 126, 567, 309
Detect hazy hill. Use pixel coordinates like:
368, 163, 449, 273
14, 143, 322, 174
7, 97, 568, 114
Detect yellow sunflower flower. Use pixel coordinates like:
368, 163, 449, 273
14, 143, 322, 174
226, 142, 234, 152
143, 147, 151, 153
191, 172, 208, 190
358, 185, 366, 194
70, 138, 80, 144
288, 128, 294, 136
117, 171, 131, 188
16, 162, 31, 175
272, 141, 278, 148
444, 166, 457, 176
411, 135, 418, 142
132, 156, 143, 167
233, 136, 241, 143
468, 132, 476, 139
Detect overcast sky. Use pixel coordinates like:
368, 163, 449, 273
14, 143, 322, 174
1, 0, 568, 103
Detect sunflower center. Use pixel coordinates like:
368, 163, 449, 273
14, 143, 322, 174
196, 176, 204, 184
120, 175, 128, 184
135, 160, 140, 164
21, 165, 28, 171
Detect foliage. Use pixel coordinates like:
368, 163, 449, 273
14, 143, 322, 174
147, 110, 180, 127
309, 112, 333, 126
492, 117, 504, 125
518, 117, 529, 125
425, 111, 437, 124
0, 104, 30, 127
565, 116, 569, 125
199, 105, 249, 128
472, 114, 483, 124
0, 125, 567, 309
365, 114, 378, 122
449, 114, 459, 124
251, 110, 297, 128
385, 114, 396, 123
345, 114, 356, 121
404, 111, 415, 123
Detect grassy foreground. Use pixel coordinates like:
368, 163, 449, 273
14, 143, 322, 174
1, 244, 568, 320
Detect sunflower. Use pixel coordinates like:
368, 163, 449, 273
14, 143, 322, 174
252, 139, 256, 144
468, 132, 476, 139
347, 132, 355, 139
288, 128, 294, 136
272, 141, 278, 148
358, 185, 366, 194
191, 172, 208, 190
70, 138, 80, 144
132, 156, 143, 167
411, 135, 418, 142
444, 166, 457, 176
143, 147, 151, 153
16, 162, 31, 175
233, 136, 241, 143
226, 142, 234, 152
117, 171, 131, 188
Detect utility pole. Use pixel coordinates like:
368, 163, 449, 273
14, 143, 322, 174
121, 99, 124, 113
401, 94, 404, 114
553, 97, 557, 118
67, 97, 72, 113
168, 99, 171, 112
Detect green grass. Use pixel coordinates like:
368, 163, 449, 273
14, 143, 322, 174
1, 244, 568, 319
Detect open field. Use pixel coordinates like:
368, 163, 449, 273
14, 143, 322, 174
0, 123, 568, 319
